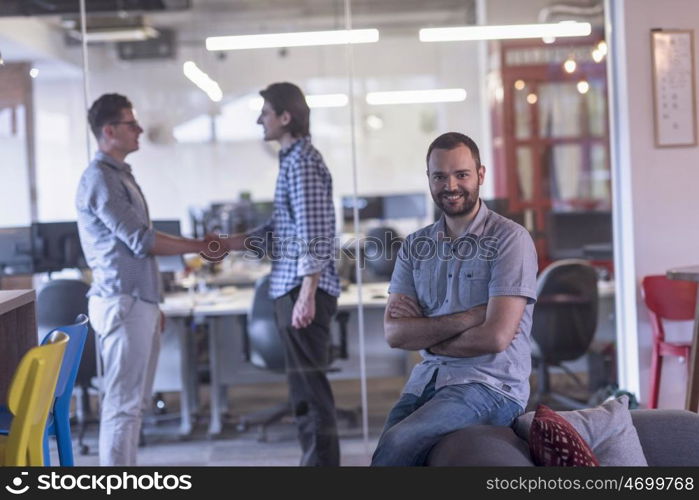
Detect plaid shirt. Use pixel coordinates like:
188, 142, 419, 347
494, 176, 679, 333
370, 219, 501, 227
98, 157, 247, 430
249, 136, 340, 299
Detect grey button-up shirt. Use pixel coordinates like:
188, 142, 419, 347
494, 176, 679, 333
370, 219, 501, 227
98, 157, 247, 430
75, 151, 160, 303
389, 200, 538, 409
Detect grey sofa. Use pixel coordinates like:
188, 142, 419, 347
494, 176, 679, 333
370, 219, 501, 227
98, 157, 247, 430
427, 409, 699, 466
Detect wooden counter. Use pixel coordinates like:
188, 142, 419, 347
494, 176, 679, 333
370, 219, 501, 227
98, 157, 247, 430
0, 289, 37, 403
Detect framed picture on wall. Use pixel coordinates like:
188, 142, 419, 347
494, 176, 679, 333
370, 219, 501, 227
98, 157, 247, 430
650, 29, 697, 147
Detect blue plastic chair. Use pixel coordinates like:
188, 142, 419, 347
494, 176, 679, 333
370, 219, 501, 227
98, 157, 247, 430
0, 314, 89, 466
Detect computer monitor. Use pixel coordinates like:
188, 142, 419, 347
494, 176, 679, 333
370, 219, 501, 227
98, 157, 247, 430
342, 196, 383, 222
201, 199, 273, 235
547, 211, 613, 260
0, 226, 33, 275
484, 198, 510, 217
152, 219, 181, 237
152, 219, 186, 273
484, 198, 526, 226
31, 221, 87, 273
382, 193, 427, 220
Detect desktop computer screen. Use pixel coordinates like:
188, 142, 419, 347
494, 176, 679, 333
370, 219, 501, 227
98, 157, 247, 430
153, 219, 181, 236
342, 193, 427, 222
11, 219, 191, 275
31, 221, 87, 273
0, 226, 34, 275
382, 193, 427, 220
152, 219, 186, 273
547, 211, 613, 260
342, 196, 383, 222
198, 200, 274, 235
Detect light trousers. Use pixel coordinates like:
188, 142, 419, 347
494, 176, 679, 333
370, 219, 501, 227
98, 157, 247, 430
89, 295, 160, 466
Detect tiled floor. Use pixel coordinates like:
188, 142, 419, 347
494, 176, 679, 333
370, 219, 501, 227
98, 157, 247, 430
61, 377, 402, 467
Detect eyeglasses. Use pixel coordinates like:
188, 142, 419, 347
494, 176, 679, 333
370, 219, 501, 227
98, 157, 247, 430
110, 120, 142, 131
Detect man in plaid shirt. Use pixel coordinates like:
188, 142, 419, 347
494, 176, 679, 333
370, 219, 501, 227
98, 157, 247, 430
225, 82, 341, 466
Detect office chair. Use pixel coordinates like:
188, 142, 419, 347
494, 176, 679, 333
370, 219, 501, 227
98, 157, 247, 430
0, 331, 68, 466
0, 315, 89, 465
530, 259, 599, 410
641, 275, 695, 409
35, 279, 100, 456
363, 226, 403, 281
237, 274, 358, 442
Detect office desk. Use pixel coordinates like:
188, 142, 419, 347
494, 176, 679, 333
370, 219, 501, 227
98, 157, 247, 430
161, 282, 391, 435
178, 260, 271, 289
666, 266, 699, 412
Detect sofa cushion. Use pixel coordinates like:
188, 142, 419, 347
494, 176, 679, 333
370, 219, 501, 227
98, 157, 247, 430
529, 404, 599, 466
515, 396, 648, 466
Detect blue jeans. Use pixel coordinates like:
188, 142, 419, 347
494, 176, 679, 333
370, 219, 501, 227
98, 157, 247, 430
371, 376, 523, 466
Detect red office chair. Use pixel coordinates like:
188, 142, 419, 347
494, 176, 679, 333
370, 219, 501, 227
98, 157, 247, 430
641, 275, 696, 408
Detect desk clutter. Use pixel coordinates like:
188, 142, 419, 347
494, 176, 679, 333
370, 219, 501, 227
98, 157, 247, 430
158, 280, 395, 436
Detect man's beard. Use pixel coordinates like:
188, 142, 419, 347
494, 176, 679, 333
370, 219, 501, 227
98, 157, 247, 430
431, 186, 479, 217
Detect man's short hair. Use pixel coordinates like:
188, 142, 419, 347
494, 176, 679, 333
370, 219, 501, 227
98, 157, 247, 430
426, 132, 481, 169
259, 82, 310, 137
88, 93, 132, 140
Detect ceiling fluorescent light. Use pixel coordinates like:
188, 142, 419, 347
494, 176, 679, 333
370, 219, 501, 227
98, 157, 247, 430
183, 61, 223, 102
68, 26, 159, 43
366, 89, 467, 106
206, 29, 379, 51
419, 21, 591, 42
249, 93, 348, 110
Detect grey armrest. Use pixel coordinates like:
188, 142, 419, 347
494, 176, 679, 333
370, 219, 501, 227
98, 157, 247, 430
631, 410, 699, 466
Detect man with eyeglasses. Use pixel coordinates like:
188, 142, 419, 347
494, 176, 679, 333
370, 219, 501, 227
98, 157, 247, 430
76, 93, 221, 466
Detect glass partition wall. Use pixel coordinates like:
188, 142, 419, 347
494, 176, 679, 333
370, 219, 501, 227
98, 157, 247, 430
347, 1, 491, 458
84, 0, 369, 462
0, 0, 614, 465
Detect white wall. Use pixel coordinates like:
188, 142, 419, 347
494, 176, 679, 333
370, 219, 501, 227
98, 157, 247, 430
34, 79, 89, 222
0, 106, 31, 226
616, 0, 699, 407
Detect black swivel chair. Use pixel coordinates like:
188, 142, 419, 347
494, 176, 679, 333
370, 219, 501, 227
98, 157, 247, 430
237, 274, 358, 442
36, 278, 99, 456
530, 259, 599, 410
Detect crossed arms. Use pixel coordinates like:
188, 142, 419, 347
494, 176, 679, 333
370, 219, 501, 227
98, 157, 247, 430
384, 293, 527, 357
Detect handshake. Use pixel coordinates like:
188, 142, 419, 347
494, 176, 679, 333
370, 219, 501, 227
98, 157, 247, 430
199, 233, 247, 263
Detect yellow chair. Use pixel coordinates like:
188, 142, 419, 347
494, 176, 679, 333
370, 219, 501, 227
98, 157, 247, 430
0, 331, 68, 466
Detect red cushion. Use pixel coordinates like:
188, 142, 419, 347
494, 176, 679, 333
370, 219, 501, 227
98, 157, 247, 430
529, 404, 600, 466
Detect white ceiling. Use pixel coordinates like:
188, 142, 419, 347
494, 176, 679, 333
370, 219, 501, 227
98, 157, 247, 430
141, 0, 475, 42
0, 0, 604, 73
0, 0, 475, 73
